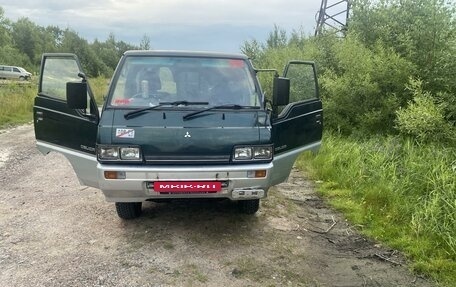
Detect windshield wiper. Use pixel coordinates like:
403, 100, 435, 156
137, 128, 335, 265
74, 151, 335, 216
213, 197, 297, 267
124, 101, 209, 119
183, 104, 260, 121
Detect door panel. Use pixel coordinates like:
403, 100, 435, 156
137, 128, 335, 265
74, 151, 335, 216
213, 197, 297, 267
270, 61, 323, 186
33, 53, 99, 188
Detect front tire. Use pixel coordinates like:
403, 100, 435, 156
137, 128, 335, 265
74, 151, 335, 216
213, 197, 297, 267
115, 202, 142, 219
238, 199, 260, 214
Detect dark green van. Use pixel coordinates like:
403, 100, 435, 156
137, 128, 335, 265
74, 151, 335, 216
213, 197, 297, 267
33, 51, 322, 219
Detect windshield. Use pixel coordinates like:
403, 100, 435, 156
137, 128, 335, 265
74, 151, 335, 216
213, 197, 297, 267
109, 56, 260, 108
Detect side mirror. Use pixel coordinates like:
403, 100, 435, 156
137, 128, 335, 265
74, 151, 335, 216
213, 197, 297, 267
272, 77, 290, 106
67, 82, 88, 109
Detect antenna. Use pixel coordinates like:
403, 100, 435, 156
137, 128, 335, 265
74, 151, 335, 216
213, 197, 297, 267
315, 0, 351, 36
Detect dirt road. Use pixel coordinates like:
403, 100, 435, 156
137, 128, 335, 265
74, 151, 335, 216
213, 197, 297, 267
0, 125, 434, 287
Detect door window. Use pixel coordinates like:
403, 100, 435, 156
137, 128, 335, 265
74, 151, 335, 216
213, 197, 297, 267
285, 64, 318, 102
41, 58, 81, 100
276, 62, 319, 117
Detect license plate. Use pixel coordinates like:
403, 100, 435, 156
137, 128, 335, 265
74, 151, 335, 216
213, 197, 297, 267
153, 181, 222, 192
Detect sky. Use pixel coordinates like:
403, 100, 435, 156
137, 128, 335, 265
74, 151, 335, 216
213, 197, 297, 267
0, 0, 323, 53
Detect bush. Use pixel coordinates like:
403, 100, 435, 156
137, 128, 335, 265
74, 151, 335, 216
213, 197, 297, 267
395, 78, 455, 143
319, 35, 414, 135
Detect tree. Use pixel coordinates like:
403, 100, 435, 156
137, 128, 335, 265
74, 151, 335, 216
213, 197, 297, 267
139, 34, 151, 50
0, 7, 11, 46
266, 24, 288, 49
60, 29, 108, 77
10, 17, 39, 64
350, 0, 456, 94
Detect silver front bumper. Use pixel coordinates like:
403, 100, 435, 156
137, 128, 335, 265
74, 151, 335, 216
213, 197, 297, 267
97, 163, 273, 202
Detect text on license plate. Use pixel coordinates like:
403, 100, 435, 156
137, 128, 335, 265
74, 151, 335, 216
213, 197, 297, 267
153, 181, 222, 192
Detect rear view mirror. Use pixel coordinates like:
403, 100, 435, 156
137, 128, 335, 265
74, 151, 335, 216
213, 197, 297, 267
272, 77, 290, 106
67, 82, 88, 109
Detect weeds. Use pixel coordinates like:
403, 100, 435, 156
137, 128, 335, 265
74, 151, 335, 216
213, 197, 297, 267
300, 133, 456, 285
0, 81, 36, 128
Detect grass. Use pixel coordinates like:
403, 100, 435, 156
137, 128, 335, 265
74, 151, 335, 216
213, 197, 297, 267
183, 264, 209, 284
0, 81, 36, 128
298, 133, 456, 286
89, 76, 110, 104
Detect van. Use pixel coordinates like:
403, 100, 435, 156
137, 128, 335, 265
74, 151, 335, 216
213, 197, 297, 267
0, 65, 32, 81
33, 51, 323, 219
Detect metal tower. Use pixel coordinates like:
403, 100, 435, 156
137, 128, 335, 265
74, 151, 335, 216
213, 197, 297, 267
315, 0, 351, 36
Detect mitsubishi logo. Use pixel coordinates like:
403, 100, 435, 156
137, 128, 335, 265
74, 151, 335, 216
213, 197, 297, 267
184, 131, 191, 138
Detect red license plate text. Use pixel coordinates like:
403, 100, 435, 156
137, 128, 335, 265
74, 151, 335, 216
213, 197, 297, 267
153, 181, 222, 192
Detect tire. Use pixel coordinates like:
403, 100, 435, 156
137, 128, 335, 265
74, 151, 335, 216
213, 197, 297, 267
238, 199, 260, 214
115, 202, 142, 219
19, 76, 25, 81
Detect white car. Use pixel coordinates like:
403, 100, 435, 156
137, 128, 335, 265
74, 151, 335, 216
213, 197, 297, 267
0, 65, 32, 81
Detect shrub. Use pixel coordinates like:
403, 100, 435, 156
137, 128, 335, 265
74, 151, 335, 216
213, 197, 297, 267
395, 78, 455, 143
319, 35, 414, 135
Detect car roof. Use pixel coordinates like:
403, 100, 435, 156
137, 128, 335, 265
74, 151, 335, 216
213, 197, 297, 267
123, 50, 248, 60
0, 65, 22, 68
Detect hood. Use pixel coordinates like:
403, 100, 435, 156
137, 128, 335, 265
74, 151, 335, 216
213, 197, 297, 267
106, 109, 268, 164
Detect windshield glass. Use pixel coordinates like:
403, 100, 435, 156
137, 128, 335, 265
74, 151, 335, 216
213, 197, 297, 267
109, 56, 260, 108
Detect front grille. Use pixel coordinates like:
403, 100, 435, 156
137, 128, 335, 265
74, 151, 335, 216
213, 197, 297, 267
144, 155, 230, 165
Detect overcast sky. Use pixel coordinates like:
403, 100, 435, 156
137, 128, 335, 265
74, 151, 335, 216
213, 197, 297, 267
1, 0, 322, 52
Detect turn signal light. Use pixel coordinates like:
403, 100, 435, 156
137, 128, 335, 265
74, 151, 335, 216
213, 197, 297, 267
104, 171, 126, 179
255, 170, 267, 178
247, 170, 267, 178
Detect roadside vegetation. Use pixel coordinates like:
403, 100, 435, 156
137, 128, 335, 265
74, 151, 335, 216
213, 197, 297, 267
0, 81, 35, 128
0, 0, 455, 285
242, 0, 456, 285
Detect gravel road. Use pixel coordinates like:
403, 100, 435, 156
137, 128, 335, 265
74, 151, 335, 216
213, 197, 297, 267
0, 124, 435, 287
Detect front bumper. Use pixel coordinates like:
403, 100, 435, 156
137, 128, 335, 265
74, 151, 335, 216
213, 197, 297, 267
98, 162, 273, 202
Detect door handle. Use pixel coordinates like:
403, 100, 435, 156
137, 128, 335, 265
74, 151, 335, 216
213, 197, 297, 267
315, 114, 322, 125
35, 111, 43, 122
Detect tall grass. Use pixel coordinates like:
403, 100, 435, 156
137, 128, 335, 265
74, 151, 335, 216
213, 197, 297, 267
0, 81, 36, 128
89, 76, 110, 104
298, 133, 456, 285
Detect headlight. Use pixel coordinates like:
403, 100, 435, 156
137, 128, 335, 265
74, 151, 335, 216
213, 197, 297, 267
98, 146, 142, 161
99, 147, 119, 160
233, 145, 273, 161
120, 147, 141, 160
234, 147, 253, 160
253, 146, 272, 159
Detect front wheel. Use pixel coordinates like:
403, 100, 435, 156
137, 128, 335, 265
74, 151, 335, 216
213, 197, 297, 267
115, 202, 142, 219
238, 199, 260, 214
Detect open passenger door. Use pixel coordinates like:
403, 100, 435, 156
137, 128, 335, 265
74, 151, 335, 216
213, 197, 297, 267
270, 61, 323, 185
33, 53, 100, 188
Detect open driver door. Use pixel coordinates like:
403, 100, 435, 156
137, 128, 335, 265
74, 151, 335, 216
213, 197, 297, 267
33, 53, 100, 188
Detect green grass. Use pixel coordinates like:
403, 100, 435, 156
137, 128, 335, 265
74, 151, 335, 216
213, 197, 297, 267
0, 81, 36, 128
89, 76, 110, 104
298, 133, 456, 286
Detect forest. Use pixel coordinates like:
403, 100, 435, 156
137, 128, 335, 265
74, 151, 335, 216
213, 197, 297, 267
1, 0, 455, 285
0, 6, 148, 77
